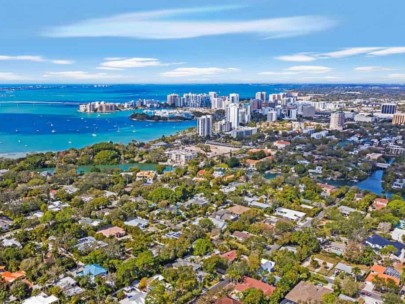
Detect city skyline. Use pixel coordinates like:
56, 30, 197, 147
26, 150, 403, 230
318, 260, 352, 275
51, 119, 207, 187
1, 0, 405, 84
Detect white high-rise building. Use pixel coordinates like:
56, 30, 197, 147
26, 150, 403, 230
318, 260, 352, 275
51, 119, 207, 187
197, 115, 213, 137
329, 112, 345, 130
286, 107, 297, 120
211, 98, 225, 110
214, 120, 232, 133
255, 92, 267, 101
209, 92, 217, 100
267, 110, 277, 122
226, 103, 240, 129
167, 94, 179, 106
229, 93, 240, 104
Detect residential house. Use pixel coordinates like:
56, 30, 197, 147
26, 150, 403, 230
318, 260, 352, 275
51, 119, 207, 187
119, 290, 147, 304
365, 234, 405, 262
372, 198, 389, 210
150, 141, 169, 149
220, 250, 238, 263
78, 264, 107, 279
232, 231, 251, 242
323, 241, 347, 256
226, 205, 251, 216
23, 293, 59, 304
391, 228, 405, 243
97, 226, 126, 238
0, 216, 13, 231
136, 171, 156, 184
0, 270, 26, 283
392, 179, 405, 189
334, 262, 366, 278
124, 218, 149, 230
318, 183, 337, 196
308, 166, 323, 174
1, 238, 22, 249
274, 208, 306, 222
214, 297, 241, 304
281, 281, 332, 304
74, 236, 107, 252
338, 205, 363, 216
184, 194, 209, 208
365, 264, 400, 289
48, 200, 69, 212
273, 140, 291, 150
56, 277, 84, 297
234, 277, 276, 297
164, 231, 182, 239
208, 217, 228, 231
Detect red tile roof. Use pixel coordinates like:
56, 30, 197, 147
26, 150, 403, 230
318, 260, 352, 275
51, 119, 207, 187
366, 264, 400, 286
1, 271, 25, 283
220, 250, 238, 262
373, 198, 389, 210
234, 277, 275, 296
215, 297, 241, 304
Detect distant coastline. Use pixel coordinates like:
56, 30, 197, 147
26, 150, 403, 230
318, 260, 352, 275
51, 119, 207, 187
129, 112, 193, 122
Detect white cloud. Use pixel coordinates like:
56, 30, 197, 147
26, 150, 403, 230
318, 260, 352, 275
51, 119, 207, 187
260, 66, 332, 77
286, 65, 332, 73
0, 72, 26, 81
322, 47, 380, 58
275, 47, 405, 62
369, 47, 405, 56
161, 67, 239, 78
388, 73, 405, 79
51, 60, 75, 65
44, 6, 336, 40
43, 71, 122, 80
99, 57, 168, 70
259, 71, 296, 76
354, 66, 393, 72
0, 55, 75, 65
0, 55, 44, 62
275, 54, 316, 62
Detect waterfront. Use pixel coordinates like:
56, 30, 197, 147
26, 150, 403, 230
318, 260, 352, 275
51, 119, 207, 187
265, 169, 397, 197
40, 162, 172, 174
0, 84, 287, 156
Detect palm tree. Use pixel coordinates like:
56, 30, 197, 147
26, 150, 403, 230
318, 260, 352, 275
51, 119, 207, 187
352, 266, 361, 282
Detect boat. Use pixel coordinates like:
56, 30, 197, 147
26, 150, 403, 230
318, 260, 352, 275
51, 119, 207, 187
51, 130, 56, 133
92, 133, 97, 137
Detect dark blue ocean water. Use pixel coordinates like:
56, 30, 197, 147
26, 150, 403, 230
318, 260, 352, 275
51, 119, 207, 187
0, 84, 289, 156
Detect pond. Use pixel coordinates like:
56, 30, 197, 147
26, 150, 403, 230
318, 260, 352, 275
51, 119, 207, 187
264, 169, 398, 198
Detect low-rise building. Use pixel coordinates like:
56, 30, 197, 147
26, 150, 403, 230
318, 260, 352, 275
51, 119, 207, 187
372, 198, 389, 210
165, 149, 198, 165
274, 207, 306, 222
23, 293, 59, 304
281, 281, 332, 304
273, 140, 291, 150
136, 171, 156, 184
97, 226, 126, 238
124, 218, 149, 230
234, 277, 276, 297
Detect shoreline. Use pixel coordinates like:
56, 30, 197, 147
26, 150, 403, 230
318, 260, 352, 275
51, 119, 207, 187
0, 127, 193, 159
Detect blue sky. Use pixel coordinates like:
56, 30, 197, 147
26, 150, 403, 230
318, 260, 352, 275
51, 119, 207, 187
1, 0, 405, 84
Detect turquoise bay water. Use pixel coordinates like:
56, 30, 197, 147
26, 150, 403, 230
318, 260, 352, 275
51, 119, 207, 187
0, 84, 289, 155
